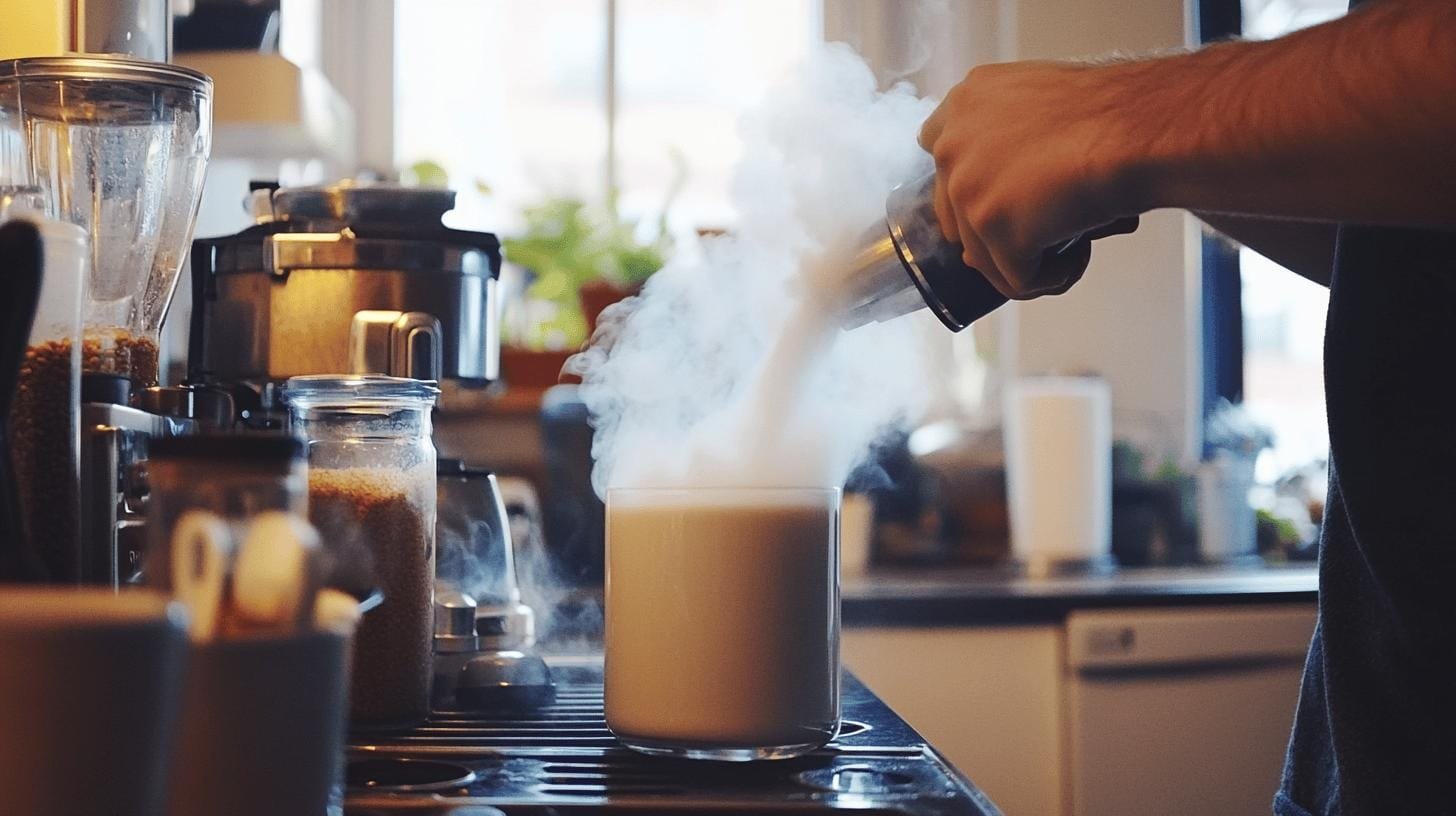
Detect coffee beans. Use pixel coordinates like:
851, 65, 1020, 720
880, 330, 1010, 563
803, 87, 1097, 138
8, 339, 79, 581
83, 330, 159, 387
309, 466, 435, 729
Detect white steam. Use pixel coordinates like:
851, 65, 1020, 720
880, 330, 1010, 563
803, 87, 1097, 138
569, 43, 941, 493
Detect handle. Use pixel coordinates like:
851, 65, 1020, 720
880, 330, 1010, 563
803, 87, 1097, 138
0, 220, 45, 580
171, 510, 232, 642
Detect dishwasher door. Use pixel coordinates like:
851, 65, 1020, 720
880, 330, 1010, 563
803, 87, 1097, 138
1064, 604, 1316, 816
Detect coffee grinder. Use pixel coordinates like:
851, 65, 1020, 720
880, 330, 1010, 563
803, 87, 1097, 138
0, 55, 213, 585
191, 182, 550, 708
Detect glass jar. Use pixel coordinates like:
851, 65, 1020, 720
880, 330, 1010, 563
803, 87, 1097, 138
1, 57, 213, 388
143, 433, 307, 590
1, 190, 84, 582
604, 487, 842, 761
285, 375, 439, 730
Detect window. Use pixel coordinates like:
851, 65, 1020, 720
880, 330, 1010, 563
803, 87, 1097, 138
1201, 0, 1344, 478
393, 1, 818, 236
1238, 1, 1344, 476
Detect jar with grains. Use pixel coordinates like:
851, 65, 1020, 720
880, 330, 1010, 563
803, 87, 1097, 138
284, 375, 440, 730
1, 191, 84, 582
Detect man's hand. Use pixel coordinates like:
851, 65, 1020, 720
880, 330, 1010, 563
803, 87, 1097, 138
919, 0, 1456, 300
918, 60, 1143, 300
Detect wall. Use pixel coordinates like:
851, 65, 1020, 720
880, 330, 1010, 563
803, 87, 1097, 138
834, 0, 1202, 465
1003, 0, 1201, 466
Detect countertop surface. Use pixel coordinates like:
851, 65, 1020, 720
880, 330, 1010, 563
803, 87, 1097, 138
842, 562, 1319, 626
347, 658, 1004, 815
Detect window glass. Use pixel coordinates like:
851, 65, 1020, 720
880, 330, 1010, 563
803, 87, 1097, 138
394, 1, 816, 235
1238, 0, 1344, 476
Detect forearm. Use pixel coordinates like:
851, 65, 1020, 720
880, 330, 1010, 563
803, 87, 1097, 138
1112, 0, 1456, 229
1195, 213, 1337, 286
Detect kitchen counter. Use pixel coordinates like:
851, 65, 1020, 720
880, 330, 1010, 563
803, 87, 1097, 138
346, 658, 1004, 815
842, 563, 1318, 626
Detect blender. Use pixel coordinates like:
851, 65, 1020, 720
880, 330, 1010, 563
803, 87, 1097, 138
0, 55, 213, 583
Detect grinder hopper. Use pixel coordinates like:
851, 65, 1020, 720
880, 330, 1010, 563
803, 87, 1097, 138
0, 56, 212, 386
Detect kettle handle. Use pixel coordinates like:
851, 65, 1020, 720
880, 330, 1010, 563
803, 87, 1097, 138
0, 219, 46, 579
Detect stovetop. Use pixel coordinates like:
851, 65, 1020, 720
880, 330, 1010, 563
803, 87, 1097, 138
345, 658, 1002, 815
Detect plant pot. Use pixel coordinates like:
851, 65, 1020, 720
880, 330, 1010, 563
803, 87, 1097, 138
579, 279, 642, 337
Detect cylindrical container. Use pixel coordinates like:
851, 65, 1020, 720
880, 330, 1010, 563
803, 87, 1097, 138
1197, 451, 1258, 563
1004, 376, 1112, 574
0, 589, 187, 816
285, 375, 440, 729
167, 632, 349, 816
144, 433, 306, 590
1, 191, 85, 582
0, 56, 213, 387
839, 171, 1008, 332
605, 487, 841, 761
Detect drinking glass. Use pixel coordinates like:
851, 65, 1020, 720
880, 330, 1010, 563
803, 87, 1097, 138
604, 486, 841, 761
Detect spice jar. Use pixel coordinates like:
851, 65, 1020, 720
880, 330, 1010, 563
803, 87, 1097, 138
284, 375, 440, 729
1, 189, 84, 582
143, 433, 307, 590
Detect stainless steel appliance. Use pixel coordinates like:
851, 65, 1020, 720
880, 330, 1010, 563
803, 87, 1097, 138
188, 182, 502, 420
0, 55, 213, 585
840, 172, 1009, 332
0, 0, 172, 62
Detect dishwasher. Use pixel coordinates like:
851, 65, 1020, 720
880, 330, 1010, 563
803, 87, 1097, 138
1064, 604, 1317, 816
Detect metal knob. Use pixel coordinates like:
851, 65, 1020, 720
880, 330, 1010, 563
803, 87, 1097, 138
433, 585, 479, 655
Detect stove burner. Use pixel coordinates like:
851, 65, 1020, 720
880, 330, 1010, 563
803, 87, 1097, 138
346, 758, 478, 793
796, 763, 920, 795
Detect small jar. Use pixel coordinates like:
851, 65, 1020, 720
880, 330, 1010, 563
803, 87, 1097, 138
144, 433, 307, 589
284, 375, 439, 730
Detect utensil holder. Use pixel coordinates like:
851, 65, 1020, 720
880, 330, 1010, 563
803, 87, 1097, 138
168, 631, 349, 816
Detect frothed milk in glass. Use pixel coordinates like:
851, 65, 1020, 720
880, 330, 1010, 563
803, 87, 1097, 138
605, 487, 841, 761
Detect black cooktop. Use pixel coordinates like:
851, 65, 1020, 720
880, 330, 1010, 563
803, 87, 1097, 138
345, 658, 1001, 815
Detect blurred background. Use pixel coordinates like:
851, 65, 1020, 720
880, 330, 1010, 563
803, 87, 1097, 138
163, 1, 1344, 812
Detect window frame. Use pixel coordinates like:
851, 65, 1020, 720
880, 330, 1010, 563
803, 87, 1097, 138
1194, 0, 1245, 457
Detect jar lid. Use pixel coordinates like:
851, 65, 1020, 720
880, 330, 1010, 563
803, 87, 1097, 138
150, 433, 303, 465
283, 374, 441, 408
0, 56, 211, 94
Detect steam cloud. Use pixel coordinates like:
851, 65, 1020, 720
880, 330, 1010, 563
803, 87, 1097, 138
569, 43, 942, 494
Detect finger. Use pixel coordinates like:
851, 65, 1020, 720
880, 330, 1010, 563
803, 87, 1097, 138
918, 107, 945, 151
1080, 216, 1141, 241
933, 174, 957, 242
955, 217, 1017, 300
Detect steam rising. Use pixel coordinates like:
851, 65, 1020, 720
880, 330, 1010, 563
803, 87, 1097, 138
569, 44, 941, 493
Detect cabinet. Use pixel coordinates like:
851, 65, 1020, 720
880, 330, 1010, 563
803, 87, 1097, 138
843, 602, 1317, 816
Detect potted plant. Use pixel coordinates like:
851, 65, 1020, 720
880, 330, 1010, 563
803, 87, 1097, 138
499, 192, 673, 388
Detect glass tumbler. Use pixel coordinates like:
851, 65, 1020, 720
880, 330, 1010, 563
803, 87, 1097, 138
285, 375, 439, 730
604, 487, 841, 761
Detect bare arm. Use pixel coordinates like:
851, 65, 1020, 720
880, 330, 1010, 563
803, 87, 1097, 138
1195, 214, 1337, 287
919, 0, 1456, 299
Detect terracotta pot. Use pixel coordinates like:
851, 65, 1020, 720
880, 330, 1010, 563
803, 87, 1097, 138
500, 347, 577, 390
579, 279, 643, 337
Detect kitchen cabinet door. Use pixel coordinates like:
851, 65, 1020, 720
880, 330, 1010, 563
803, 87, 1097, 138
843, 625, 1065, 816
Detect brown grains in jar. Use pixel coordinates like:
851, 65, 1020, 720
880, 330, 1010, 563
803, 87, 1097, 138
82, 329, 159, 387
8, 339, 79, 580
309, 466, 435, 729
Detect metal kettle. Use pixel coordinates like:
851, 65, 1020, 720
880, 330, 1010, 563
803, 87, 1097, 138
840, 172, 1008, 332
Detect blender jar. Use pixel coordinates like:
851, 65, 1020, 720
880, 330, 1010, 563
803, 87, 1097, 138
285, 375, 440, 729
1, 188, 84, 582
0, 56, 212, 386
